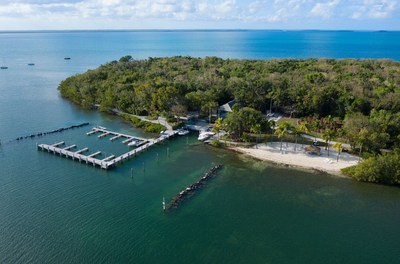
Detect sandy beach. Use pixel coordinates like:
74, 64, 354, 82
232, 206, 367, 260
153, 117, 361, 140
232, 142, 359, 175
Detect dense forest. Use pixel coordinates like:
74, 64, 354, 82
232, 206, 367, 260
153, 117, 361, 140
58, 56, 400, 185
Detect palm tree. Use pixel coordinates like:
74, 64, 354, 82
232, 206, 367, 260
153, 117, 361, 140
274, 122, 292, 153
292, 127, 301, 151
297, 120, 310, 150
213, 117, 224, 140
250, 123, 262, 149
322, 128, 336, 156
356, 127, 369, 160
333, 142, 342, 162
324, 115, 334, 129
202, 101, 218, 124
268, 119, 276, 144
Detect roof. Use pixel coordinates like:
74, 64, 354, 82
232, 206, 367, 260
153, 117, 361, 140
218, 100, 235, 113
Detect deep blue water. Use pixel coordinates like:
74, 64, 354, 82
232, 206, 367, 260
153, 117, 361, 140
1, 31, 400, 263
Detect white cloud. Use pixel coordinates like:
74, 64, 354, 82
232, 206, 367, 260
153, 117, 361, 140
0, 3, 35, 16
352, 0, 397, 19
0, 0, 243, 21
245, 0, 310, 22
310, 0, 340, 19
0, 0, 398, 30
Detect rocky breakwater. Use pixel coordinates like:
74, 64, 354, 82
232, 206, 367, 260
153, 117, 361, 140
11, 123, 89, 143
165, 164, 223, 212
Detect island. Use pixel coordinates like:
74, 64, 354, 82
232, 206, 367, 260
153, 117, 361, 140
58, 56, 400, 186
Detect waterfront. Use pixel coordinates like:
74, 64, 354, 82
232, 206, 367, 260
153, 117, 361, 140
1, 31, 400, 263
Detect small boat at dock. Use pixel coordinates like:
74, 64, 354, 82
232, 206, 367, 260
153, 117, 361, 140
160, 131, 169, 137
177, 128, 189, 136
127, 139, 139, 147
128, 139, 146, 147
198, 130, 214, 141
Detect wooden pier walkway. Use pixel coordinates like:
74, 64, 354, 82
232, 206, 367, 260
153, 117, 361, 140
88, 151, 102, 158
110, 135, 122, 141
37, 128, 179, 169
63, 144, 76, 150
52, 141, 65, 147
98, 132, 110, 138
75, 147, 88, 154
87, 127, 148, 143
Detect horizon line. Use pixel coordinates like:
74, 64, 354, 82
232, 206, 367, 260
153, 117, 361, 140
0, 29, 398, 33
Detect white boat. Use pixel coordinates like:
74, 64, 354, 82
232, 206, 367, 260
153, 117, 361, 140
136, 140, 147, 147
198, 131, 215, 141
128, 139, 139, 147
177, 128, 189, 136
160, 130, 171, 137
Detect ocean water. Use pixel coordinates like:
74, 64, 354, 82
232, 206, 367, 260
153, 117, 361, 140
1, 30, 400, 263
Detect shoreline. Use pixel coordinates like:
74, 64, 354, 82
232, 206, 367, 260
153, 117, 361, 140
227, 142, 359, 177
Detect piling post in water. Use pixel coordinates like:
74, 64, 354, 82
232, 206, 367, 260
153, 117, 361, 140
163, 197, 166, 211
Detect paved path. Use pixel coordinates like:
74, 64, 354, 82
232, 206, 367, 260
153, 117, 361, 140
114, 108, 174, 132
134, 116, 173, 131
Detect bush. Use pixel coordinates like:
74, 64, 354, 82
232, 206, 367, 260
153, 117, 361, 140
210, 139, 222, 147
342, 149, 400, 186
120, 113, 166, 133
172, 122, 185, 130
166, 116, 177, 123
145, 123, 165, 133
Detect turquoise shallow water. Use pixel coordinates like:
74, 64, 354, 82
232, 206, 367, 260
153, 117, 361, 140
1, 31, 400, 263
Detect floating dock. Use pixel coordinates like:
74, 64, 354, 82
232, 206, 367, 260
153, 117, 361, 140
37, 127, 178, 169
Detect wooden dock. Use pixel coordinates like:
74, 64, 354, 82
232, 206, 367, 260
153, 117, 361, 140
52, 141, 65, 147
110, 135, 122, 141
63, 144, 76, 150
75, 147, 88, 154
88, 151, 102, 158
37, 128, 179, 169
87, 126, 148, 143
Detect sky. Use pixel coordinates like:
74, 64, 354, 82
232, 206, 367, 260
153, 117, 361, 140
0, 0, 399, 30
